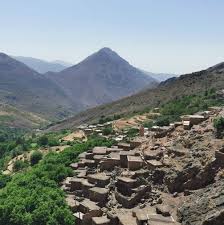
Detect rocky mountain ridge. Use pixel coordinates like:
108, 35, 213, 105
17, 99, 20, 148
46, 48, 158, 109
48, 61, 224, 131
0, 49, 158, 129
0, 53, 75, 122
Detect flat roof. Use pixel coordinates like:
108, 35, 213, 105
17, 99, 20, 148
92, 216, 110, 224
80, 198, 100, 211
88, 173, 110, 181
92, 147, 108, 155
90, 187, 109, 194
117, 176, 136, 183
127, 156, 143, 162
147, 160, 163, 167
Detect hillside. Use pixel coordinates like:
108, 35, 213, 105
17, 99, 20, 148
0, 53, 75, 121
46, 48, 158, 109
48, 62, 224, 131
13, 56, 72, 73
0, 103, 48, 129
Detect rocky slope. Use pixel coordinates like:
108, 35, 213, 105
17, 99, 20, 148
0, 103, 48, 129
62, 106, 224, 225
46, 48, 157, 110
48, 62, 224, 131
0, 53, 75, 121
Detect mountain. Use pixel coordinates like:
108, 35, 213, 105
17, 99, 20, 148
46, 47, 158, 109
51, 60, 72, 67
0, 103, 48, 129
142, 70, 177, 82
0, 53, 75, 122
48, 61, 224, 131
13, 56, 72, 73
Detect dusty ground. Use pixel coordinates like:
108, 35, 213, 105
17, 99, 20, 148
61, 130, 86, 141
113, 113, 159, 131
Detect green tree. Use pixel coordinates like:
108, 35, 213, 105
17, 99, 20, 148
38, 136, 49, 146
156, 116, 170, 127
30, 151, 43, 166
102, 127, 113, 135
0, 174, 11, 188
13, 160, 29, 172
0, 136, 116, 225
214, 117, 224, 138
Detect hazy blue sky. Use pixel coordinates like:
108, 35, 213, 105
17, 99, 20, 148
0, 0, 223, 74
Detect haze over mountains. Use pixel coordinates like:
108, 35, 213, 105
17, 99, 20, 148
13, 52, 176, 82
13, 56, 72, 73
3, 46, 222, 131
0, 48, 159, 128
0, 53, 75, 121
142, 70, 177, 82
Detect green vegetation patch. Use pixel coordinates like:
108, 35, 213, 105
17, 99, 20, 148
0, 135, 115, 225
98, 114, 122, 124
30, 151, 43, 166
0, 115, 14, 122
214, 117, 224, 138
126, 128, 139, 138
144, 89, 224, 128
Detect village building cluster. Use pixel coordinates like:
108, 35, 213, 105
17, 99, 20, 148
62, 106, 224, 225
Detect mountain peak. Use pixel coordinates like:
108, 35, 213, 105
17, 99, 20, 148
97, 47, 123, 60
82, 47, 127, 66
98, 47, 114, 54
96, 47, 119, 58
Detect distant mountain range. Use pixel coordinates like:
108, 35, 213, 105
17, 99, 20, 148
142, 70, 177, 82
13, 55, 176, 82
0, 48, 159, 128
13, 56, 72, 73
14, 49, 165, 91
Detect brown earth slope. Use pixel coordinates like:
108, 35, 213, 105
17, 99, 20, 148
48, 62, 224, 131
0, 53, 75, 121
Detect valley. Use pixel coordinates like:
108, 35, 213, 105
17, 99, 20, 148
48, 62, 224, 131
0, 87, 224, 224
1, 2, 223, 225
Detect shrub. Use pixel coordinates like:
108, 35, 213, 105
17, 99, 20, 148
13, 160, 29, 172
30, 143, 38, 148
30, 151, 43, 165
102, 127, 113, 135
126, 128, 139, 138
0, 174, 11, 188
214, 117, 224, 138
143, 120, 154, 129
155, 116, 170, 127
38, 135, 49, 146
48, 138, 60, 147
